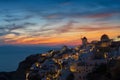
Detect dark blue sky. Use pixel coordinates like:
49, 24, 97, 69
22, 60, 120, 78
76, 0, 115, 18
0, 0, 120, 45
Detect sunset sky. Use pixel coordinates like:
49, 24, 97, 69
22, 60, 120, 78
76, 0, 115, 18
0, 0, 120, 46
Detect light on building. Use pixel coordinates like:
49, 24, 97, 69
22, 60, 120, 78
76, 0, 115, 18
35, 62, 40, 67
101, 42, 108, 47
104, 53, 108, 59
70, 64, 77, 72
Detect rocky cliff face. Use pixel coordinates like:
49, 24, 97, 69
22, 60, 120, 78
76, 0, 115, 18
0, 54, 41, 80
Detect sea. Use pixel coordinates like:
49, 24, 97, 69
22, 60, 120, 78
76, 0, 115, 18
0, 45, 61, 72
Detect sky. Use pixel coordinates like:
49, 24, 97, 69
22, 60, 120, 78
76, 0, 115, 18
0, 0, 120, 46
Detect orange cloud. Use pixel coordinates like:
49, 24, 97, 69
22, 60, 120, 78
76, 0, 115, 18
3, 29, 119, 46
76, 26, 120, 31
55, 22, 120, 33
2, 22, 120, 46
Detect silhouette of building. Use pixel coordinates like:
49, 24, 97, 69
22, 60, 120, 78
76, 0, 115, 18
101, 34, 110, 42
100, 34, 111, 47
81, 37, 88, 46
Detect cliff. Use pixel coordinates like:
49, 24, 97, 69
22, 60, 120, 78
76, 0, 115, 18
0, 54, 41, 80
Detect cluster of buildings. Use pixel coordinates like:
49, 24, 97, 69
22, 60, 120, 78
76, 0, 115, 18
26, 34, 120, 80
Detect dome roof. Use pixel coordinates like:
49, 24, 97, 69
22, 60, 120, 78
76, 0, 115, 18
101, 34, 110, 41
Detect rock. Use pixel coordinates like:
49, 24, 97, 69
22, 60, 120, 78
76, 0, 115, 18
0, 54, 41, 80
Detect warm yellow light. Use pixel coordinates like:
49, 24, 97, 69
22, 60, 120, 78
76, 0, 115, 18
35, 62, 40, 67
101, 42, 109, 47
70, 65, 77, 72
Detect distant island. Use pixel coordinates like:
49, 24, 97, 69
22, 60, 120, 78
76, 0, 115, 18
0, 34, 120, 80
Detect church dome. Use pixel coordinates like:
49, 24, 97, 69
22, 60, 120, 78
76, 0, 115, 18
101, 34, 110, 42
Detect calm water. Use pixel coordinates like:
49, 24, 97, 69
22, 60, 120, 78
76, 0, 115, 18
0, 45, 60, 72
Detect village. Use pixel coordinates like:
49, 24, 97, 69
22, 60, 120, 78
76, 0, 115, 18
26, 34, 120, 80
